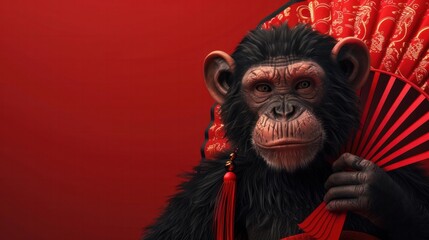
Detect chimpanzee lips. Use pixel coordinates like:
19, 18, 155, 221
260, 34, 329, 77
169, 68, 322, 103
255, 135, 323, 149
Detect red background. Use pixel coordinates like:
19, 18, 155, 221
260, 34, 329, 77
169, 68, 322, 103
0, 1, 283, 239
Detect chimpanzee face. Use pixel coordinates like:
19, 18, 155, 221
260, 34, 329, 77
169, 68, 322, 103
204, 25, 369, 172
241, 60, 326, 170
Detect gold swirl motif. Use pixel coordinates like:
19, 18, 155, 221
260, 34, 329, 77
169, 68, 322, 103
382, 2, 419, 71
282, 7, 291, 19
400, 38, 422, 60
422, 82, 428, 91
370, 15, 398, 53
309, 1, 315, 23
392, 4, 416, 40
383, 55, 400, 71
206, 142, 228, 156
354, 0, 377, 40
413, 53, 429, 85
404, 26, 429, 61
310, 1, 332, 32
332, 10, 344, 27
369, 0, 404, 54
296, 5, 311, 23
370, 31, 385, 53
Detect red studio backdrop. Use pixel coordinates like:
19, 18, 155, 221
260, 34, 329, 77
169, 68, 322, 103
0, 1, 284, 240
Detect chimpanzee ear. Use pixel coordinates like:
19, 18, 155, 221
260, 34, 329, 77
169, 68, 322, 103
331, 37, 370, 90
204, 51, 235, 104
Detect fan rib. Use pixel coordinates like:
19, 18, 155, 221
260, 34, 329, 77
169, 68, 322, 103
377, 132, 429, 168
372, 111, 429, 162
360, 84, 411, 158
352, 71, 380, 153
366, 95, 425, 160
356, 76, 395, 156
383, 151, 429, 172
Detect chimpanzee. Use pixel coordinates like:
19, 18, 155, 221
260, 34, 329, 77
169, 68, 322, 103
143, 24, 429, 240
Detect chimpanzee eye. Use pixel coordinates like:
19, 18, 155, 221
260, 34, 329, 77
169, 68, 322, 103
255, 84, 272, 92
296, 80, 311, 89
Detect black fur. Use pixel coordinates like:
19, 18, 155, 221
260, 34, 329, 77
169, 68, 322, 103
143, 25, 429, 239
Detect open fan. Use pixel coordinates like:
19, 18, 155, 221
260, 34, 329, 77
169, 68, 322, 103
293, 69, 429, 240
202, 1, 429, 240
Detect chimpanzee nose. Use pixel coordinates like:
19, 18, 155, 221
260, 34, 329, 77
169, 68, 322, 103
271, 102, 300, 120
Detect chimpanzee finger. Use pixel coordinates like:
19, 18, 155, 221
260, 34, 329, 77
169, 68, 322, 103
324, 185, 365, 202
325, 171, 365, 189
332, 153, 365, 172
325, 196, 370, 213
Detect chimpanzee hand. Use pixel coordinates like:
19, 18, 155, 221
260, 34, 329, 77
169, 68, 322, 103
324, 153, 418, 234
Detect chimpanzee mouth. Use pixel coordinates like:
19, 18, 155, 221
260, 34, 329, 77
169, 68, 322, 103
255, 135, 323, 149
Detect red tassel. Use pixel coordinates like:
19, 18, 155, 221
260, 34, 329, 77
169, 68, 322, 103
214, 152, 237, 240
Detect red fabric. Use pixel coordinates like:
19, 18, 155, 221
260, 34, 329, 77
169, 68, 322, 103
353, 0, 380, 46
261, 1, 310, 30
409, 47, 429, 87
396, 7, 429, 83
380, 0, 428, 73
368, 0, 408, 69
311, 0, 332, 35
260, 0, 429, 81
204, 104, 231, 159
330, 0, 360, 39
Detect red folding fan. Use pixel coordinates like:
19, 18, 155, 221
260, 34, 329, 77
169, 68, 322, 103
202, 1, 429, 240
294, 69, 429, 240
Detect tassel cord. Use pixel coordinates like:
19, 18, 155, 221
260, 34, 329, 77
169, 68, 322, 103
214, 151, 238, 240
